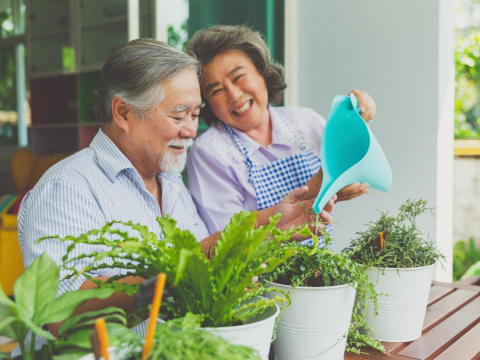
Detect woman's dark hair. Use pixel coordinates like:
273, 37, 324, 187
185, 25, 287, 125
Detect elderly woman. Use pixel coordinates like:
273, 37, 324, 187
186, 25, 375, 245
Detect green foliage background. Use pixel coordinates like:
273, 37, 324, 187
454, 0, 480, 138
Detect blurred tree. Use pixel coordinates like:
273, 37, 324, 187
0, 6, 16, 112
455, 33, 480, 138
454, 0, 480, 138
168, 19, 188, 50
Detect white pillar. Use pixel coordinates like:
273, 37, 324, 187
288, 0, 454, 281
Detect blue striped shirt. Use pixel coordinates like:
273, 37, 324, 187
12, 129, 209, 355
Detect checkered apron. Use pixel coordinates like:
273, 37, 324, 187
222, 122, 333, 246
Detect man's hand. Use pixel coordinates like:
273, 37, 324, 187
274, 186, 336, 240
336, 182, 369, 202
349, 89, 376, 122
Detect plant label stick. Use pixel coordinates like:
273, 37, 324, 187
371, 230, 388, 250
142, 273, 167, 360
95, 318, 109, 360
90, 327, 101, 360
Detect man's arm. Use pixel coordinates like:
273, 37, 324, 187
199, 231, 222, 259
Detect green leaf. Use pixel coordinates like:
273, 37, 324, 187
0, 305, 23, 340
0, 284, 15, 307
0, 353, 11, 359
14, 252, 59, 321
52, 348, 91, 360
22, 316, 56, 341
462, 260, 480, 279
53, 327, 92, 350
35, 288, 114, 325
172, 249, 192, 287
59, 306, 126, 337
211, 211, 258, 294
55, 322, 137, 351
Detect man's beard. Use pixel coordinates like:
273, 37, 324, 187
160, 138, 193, 175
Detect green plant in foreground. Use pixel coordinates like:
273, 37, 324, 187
263, 232, 386, 355
343, 199, 445, 269
462, 260, 480, 279
453, 239, 480, 281
39, 211, 304, 328
0, 253, 117, 360
107, 313, 260, 360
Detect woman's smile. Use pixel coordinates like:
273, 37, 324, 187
232, 99, 253, 116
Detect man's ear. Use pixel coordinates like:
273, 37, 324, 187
111, 96, 130, 131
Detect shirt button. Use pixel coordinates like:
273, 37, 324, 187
148, 200, 153, 206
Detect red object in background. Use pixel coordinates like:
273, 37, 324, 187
10, 187, 33, 215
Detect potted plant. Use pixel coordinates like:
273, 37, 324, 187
343, 198, 445, 342
263, 231, 385, 360
39, 211, 304, 360
0, 252, 127, 360
79, 313, 261, 360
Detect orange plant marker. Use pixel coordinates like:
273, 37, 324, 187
379, 232, 384, 250
142, 273, 167, 360
95, 318, 109, 360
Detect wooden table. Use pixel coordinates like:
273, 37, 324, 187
345, 276, 480, 360
3, 277, 480, 359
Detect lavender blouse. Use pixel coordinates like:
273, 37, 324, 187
187, 106, 326, 234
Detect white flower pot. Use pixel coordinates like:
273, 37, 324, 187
265, 281, 356, 360
202, 296, 280, 360
365, 263, 436, 342
79, 297, 279, 360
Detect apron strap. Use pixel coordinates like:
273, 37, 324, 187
221, 122, 255, 168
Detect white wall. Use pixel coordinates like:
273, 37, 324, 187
287, 0, 454, 281
454, 157, 480, 246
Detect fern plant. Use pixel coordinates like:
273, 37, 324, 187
38, 211, 304, 328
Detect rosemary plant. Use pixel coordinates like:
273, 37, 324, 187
343, 198, 445, 269
263, 231, 386, 355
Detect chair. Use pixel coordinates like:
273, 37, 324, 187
0, 149, 69, 296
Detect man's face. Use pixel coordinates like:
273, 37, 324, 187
127, 69, 202, 175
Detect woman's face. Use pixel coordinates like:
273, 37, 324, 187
201, 51, 269, 132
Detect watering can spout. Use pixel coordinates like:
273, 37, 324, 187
313, 94, 392, 214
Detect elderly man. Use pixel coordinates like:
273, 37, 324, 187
15, 39, 334, 353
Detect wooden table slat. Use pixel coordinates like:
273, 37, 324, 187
382, 341, 405, 353
344, 350, 407, 360
398, 296, 480, 360
432, 280, 480, 292
435, 321, 480, 360
427, 285, 454, 305
422, 289, 479, 332
454, 276, 480, 286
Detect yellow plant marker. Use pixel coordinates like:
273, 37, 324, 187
142, 273, 167, 360
379, 232, 384, 250
95, 318, 109, 360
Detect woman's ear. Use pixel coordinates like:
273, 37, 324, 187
111, 96, 130, 131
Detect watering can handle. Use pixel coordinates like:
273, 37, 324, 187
349, 93, 361, 113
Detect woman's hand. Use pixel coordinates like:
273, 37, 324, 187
336, 182, 369, 202
275, 186, 336, 241
349, 89, 376, 122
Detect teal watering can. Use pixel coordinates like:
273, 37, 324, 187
313, 94, 392, 214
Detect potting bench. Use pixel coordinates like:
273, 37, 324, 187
344, 275, 480, 360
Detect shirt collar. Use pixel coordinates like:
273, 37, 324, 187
228, 105, 297, 155
90, 128, 137, 183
